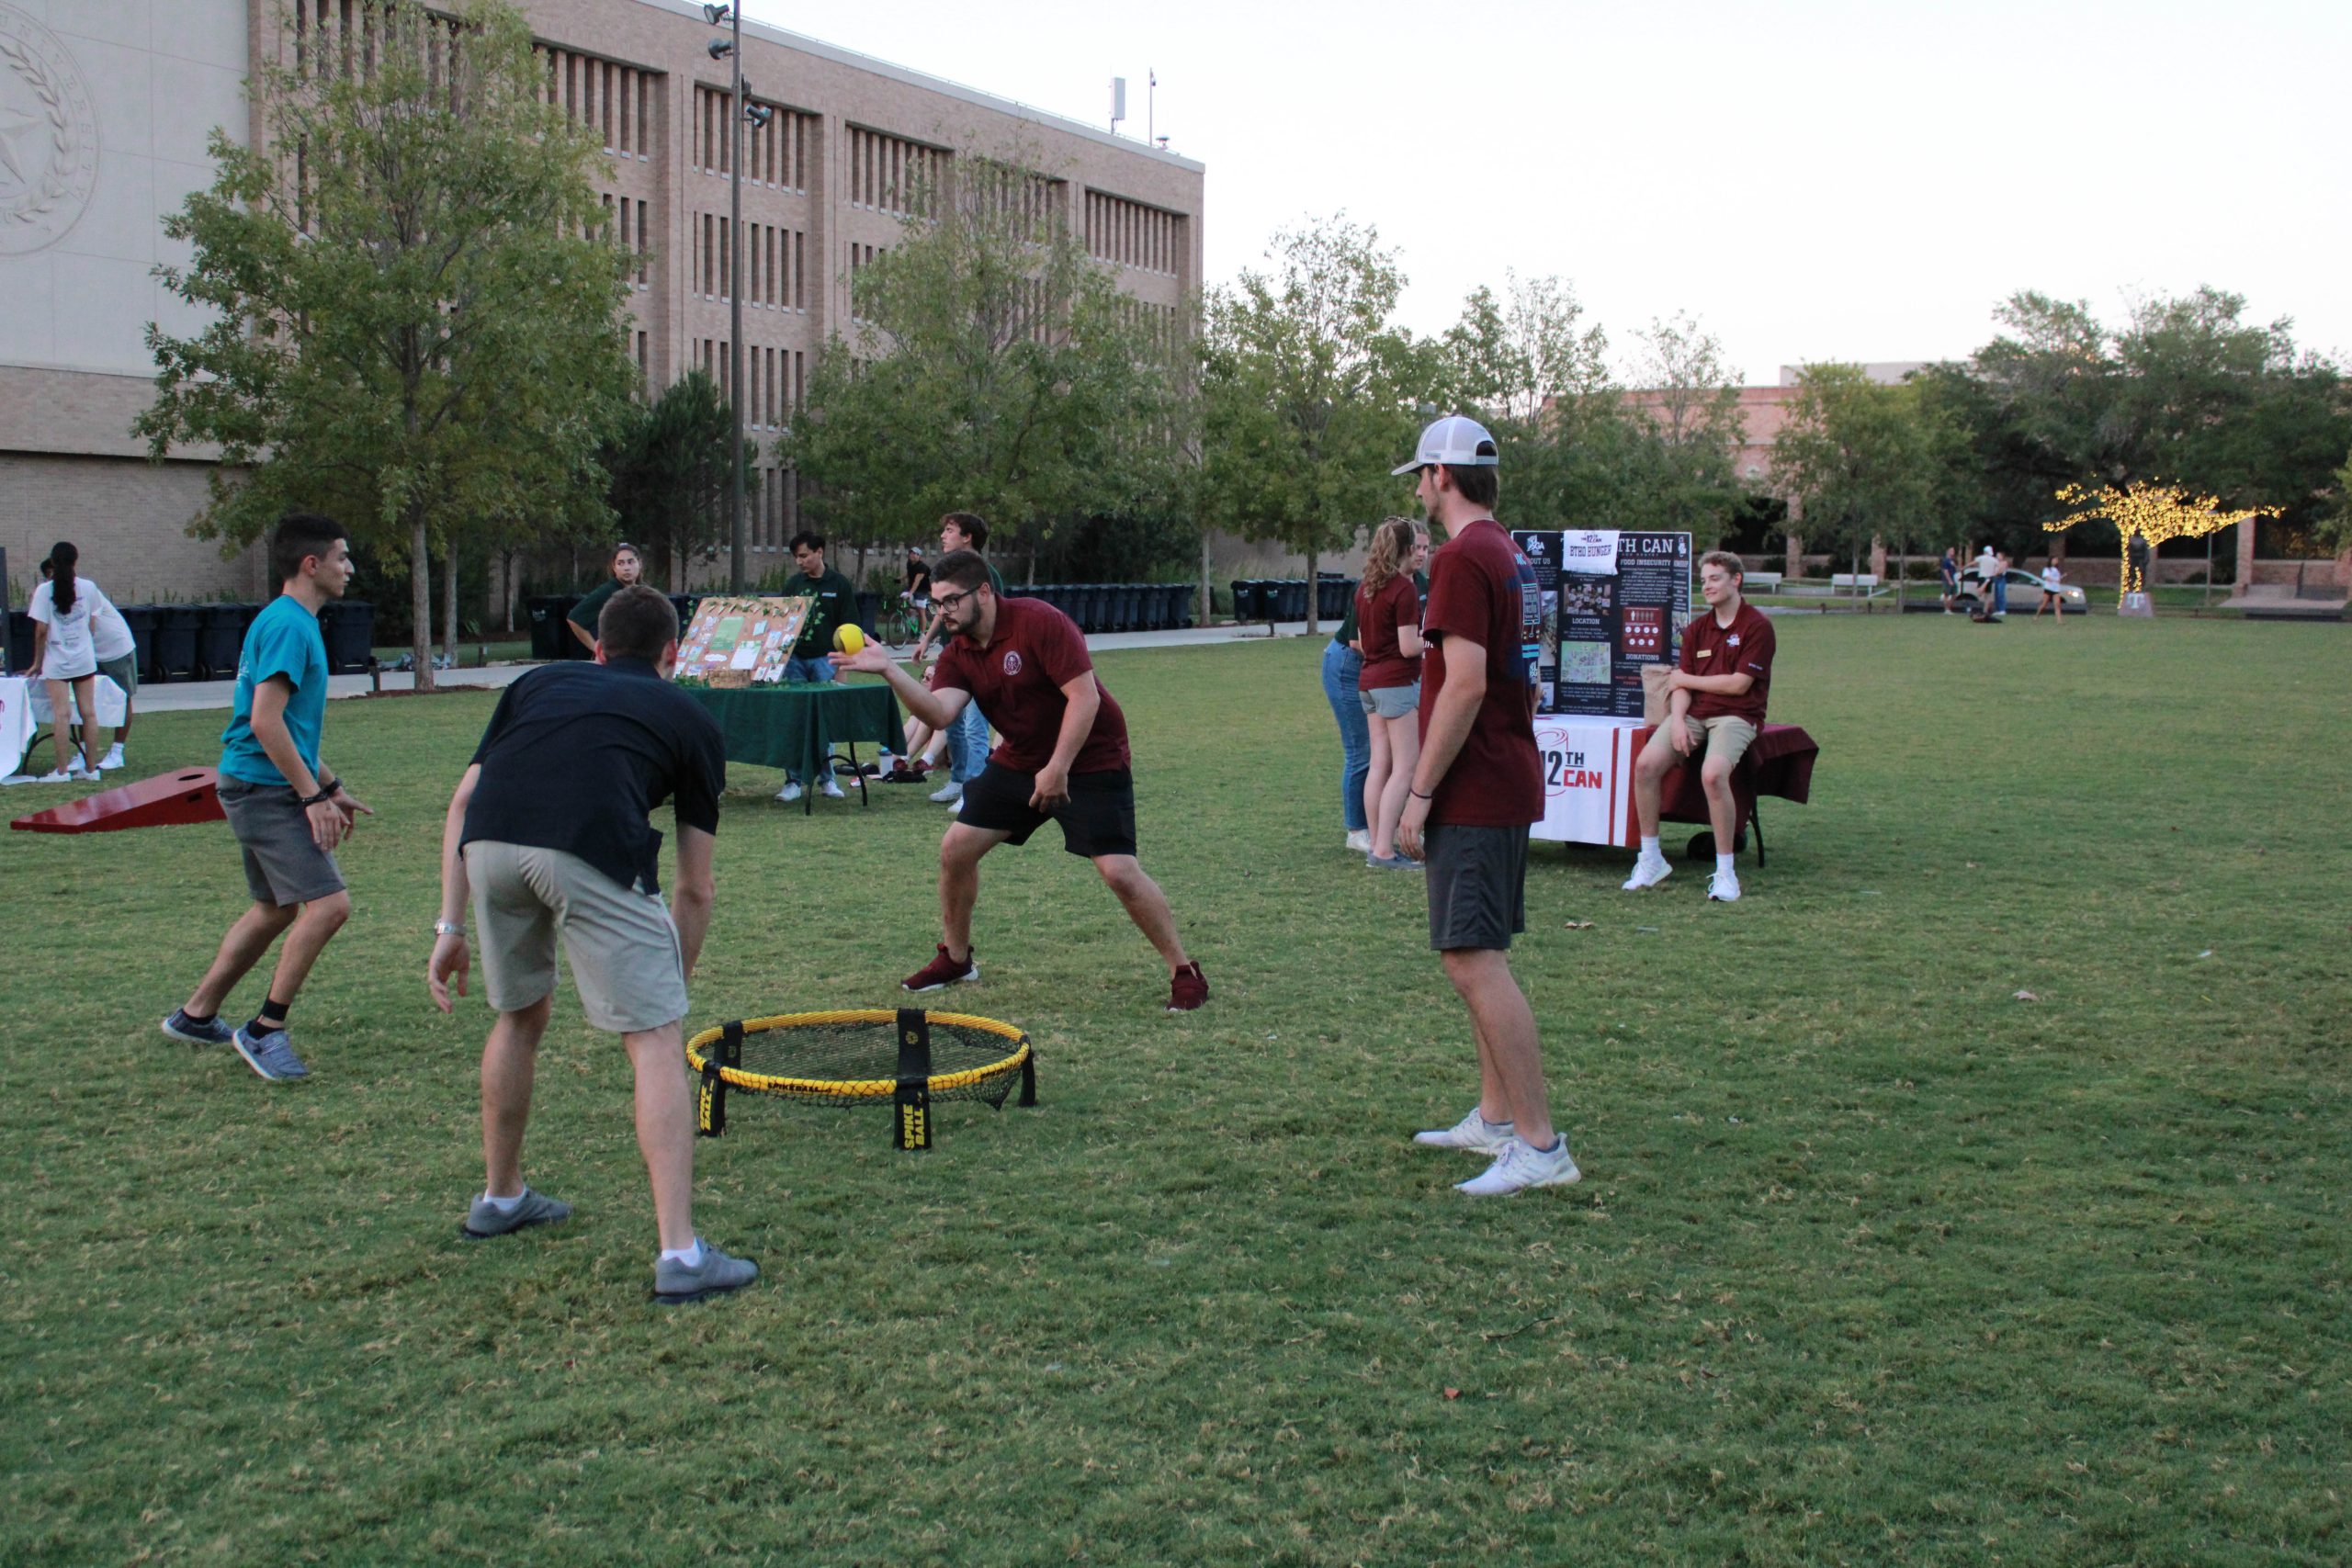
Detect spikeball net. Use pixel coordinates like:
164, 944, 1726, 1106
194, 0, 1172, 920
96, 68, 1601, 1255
684, 1008, 1036, 1150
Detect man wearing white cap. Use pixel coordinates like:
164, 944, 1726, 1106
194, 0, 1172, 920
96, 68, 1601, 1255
1392, 415, 1580, 1196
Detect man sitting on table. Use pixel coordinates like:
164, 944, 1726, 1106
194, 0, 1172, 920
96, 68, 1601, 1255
1623, 550, 1776, 904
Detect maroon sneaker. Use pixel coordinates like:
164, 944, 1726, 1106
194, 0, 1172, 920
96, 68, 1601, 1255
1166, 962, 1209, 1012
902, 944, 978, 992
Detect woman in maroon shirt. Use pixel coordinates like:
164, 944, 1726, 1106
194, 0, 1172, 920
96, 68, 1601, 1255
1354, 517, 1428, 867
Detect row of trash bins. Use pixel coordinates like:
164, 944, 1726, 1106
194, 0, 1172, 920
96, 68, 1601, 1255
524, 581, 1203, 656
1230, 576, 1360, 623
5, 601, 378, 683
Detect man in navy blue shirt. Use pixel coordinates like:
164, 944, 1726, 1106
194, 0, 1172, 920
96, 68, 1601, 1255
428, 585, 755, 1304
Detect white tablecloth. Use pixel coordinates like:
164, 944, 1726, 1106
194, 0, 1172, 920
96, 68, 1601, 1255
0, 675, 129, 775
1529, 716, 1644, 846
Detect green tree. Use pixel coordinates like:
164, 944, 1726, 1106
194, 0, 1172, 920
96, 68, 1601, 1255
135, 0, 635, 687
783, 152, 1186, 575
600, 370, 757, 592
1773, 364, 1962, 595
1198, 216, 1439, 631
1623, 312, 1747, 540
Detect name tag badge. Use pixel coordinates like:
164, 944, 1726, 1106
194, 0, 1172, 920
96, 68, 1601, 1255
1696, 649, 1713, 660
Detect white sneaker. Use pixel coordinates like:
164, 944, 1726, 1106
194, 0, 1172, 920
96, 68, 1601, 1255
819, 778, 846, 799
929, 781, 963, 805
1622, 853, 1672, 892
68, 761, 101, 782
99, 744, 126, 771
1413, 1108, 1515, 1154
1707, 870, 1742, 903
1345, 829, 1371, 853
32, 768, 74, 784
775, 782, 803, 803
1456, 1135, 1582, 1196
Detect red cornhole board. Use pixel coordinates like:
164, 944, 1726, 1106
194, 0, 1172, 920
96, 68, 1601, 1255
10, 767, 227, 834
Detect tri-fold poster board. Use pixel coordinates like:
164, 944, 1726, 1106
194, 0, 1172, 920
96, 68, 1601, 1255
674, 597, 811, 687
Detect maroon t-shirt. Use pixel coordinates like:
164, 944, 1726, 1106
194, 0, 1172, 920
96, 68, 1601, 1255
1679, 602, 1775, 724
932, 595, 1130, 773
1355, 573, 1422, 689
1419, 518, 1543, 827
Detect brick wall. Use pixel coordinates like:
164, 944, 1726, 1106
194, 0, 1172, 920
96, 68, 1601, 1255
1, 455, 264, 603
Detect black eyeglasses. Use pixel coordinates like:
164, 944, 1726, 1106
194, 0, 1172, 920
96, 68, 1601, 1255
932, 586, 978, 613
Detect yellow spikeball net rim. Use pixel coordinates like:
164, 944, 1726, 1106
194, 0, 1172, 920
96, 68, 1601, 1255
684, 1009, 1031, 1100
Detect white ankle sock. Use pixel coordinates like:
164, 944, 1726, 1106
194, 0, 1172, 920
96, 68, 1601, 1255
660, 1239, 705, 1268
481, 1189, 525, 1213
1640, 836, 1660, 857
1716, 853, 1736, 876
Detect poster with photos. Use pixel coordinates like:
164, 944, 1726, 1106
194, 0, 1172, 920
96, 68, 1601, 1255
673, 597, 812, 686
1510, 530, 1690, 717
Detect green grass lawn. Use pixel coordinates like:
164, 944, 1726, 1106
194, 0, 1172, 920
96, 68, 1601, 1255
4, 615, 2346, 1565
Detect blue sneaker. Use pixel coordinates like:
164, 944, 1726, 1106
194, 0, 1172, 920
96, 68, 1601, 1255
161, 1009, 234, 1048
232, 1024, 310, 1082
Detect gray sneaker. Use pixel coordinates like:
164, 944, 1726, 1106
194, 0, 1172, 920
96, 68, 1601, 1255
654, 1239, 760, 1303
461, 1188, 574, 1240
162, 1009, 234, 1048
232, 1023, 309, 1081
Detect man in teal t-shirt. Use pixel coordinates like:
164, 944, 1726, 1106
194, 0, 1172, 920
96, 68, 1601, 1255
163, 513, 372, 1084
775, 530, 859, 800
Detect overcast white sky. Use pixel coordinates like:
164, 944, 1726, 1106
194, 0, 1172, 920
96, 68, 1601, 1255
740, 0, 2348, 387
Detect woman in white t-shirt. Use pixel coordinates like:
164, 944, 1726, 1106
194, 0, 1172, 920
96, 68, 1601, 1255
2036, 561, 2065, 620
25, 541, 114, 782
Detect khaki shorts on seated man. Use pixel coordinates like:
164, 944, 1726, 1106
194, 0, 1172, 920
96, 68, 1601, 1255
1625, 550, 1776, 904
427, 584, 758, 1304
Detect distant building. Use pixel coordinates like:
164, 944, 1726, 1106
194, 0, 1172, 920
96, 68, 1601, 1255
0, 0, 1204, 599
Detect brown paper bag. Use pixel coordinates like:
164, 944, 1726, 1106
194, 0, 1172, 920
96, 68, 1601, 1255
1641, 665, 1675, 726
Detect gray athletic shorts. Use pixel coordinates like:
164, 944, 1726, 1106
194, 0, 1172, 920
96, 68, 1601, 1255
217, 777, 346, 907
465, 840, 687, 1034
1425, 822, 1528, 952
97, 652, 139, 697
1359, 682, 1420, 719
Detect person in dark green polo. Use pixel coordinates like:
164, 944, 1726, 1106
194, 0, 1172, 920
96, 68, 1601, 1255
566, 542, 643, 654
776, 531, 858, 800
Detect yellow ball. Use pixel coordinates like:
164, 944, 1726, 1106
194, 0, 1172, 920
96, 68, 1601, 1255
832, 624, 865, 655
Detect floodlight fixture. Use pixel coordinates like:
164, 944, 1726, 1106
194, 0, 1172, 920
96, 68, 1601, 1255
702, 4, 731, 24
746, 104, 775, 129
707, 37, 733, 59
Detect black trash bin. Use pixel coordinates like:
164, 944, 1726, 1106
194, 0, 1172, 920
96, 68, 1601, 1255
1317, 575, 1351, 621
153, 605, 202, 682
854, 591, 882, 639
526, 595, 567, 660
1274, 580, 1309, 622
320, 600, 374, 673
197, 604, 253, 680
119, 605, 156, 681
1172, 583, 1197, 629
1228, 581, 1259, 622
6, 608, 31, 674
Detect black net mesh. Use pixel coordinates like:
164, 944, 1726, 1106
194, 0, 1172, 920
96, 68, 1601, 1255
702, 1013, 1029, 1108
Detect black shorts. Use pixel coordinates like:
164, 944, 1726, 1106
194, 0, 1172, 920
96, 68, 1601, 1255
1425, 822, 1528, 952
957, 762, 1138, 859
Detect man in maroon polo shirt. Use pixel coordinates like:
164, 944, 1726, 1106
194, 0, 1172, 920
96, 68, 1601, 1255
1392, 415, 1580, 1197
1624, 549, 1775, 903
832, 549, 1208, 1011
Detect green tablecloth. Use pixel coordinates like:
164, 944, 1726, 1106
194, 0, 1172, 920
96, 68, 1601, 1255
684, 682, 901, 779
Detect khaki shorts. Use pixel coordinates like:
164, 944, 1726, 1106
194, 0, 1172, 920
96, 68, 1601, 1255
1677, 715, 1758, 770
465, 840, 687, 1034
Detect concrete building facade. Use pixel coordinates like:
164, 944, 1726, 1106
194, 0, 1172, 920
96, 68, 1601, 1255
1, 0, 1204, 602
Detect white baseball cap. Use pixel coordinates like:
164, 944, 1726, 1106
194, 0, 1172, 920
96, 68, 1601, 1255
1391, 414, 1499, 476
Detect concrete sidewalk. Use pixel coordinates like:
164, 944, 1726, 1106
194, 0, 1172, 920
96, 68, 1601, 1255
118, 622, 1321, 714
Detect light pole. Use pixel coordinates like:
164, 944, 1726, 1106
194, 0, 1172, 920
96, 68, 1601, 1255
706, 5, 749, 591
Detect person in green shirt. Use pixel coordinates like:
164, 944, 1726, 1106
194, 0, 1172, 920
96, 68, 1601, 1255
776, 531, 858, 800
566, 542, 643, 655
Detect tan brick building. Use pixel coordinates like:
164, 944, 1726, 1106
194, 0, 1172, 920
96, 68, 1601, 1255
0, 0, 1204, 602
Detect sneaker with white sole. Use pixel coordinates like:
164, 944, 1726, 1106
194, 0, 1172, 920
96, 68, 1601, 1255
819, 778, 846, 799
232, 1023, 310, 1082
69, 761, 101, 782
1413, 1108, 1516, 1154
902, 943, 979, 992
929, 781, 964, 805
100, 743, 126, 771
775, 782, 803, 803
161, 1009, 235, 1047
1455, 1135, 1581, 1196
30, 768, 75, 784
1707, 870, 1741, 903
1622, 853, 1672, 892
1345, 829, 1372, 853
